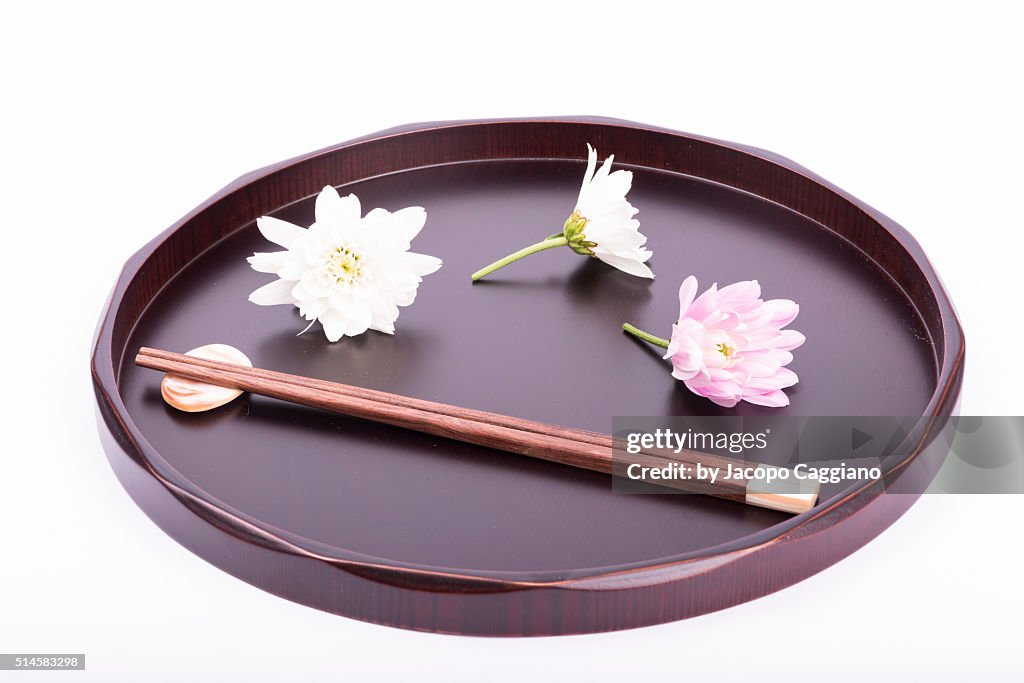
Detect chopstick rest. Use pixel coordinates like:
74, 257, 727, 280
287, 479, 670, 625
160, 344, 252, 412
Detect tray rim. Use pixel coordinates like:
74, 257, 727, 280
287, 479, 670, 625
91, 116, 965, 632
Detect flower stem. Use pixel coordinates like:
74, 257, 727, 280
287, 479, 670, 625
471, 236, 569, 281
622, 323, 670, 348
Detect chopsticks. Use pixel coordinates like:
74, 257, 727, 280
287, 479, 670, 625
135, 347, 818, 514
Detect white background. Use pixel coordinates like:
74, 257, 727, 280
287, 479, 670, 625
2, 1, 1022, 680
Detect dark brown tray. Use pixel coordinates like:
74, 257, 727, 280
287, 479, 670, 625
91, 117, 964, 636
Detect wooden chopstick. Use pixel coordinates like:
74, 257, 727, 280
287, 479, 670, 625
138, 346, 611, 449
135, 347, 818, 514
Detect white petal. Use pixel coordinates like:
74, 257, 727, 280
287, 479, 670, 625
256, 216, 305, 249
588, 217, 647, 254
594, 252, 654, 278
368, 295, 400, 333
593, 153, 615, 182
319, 309, 347, 342
393, 251, 443, 277
247, 251, 290, 274
248, 279, 296, 306
362, 207, 391, 229
315, 186, 361, 227
278, 256, 307, 281
579, 171, 633, 217
391, 287, 418, 307
345, 303, 374, 337
390, 206, 427, 243
298, 298, 328, 320
575, 143, 598, 210
363, 206, 427, 251
294, 274, 326, 300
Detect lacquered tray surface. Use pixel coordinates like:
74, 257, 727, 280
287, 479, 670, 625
92, 118, 963, 635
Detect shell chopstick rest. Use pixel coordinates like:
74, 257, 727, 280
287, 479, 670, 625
161, 344, 252, 412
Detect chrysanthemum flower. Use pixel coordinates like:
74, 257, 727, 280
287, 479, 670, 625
247, 186, 442, 342
623, 276, 804, 407
471, 144, 653, 281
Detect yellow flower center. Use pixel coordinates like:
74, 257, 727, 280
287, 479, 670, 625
716, 342, 737, 359
325, 246, 363, 284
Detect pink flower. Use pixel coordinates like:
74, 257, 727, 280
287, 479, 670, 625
663, 276, 804, 408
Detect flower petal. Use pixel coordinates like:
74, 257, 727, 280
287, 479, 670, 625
298, 298, 328, 320
685, 377, 742, 408
248, 279, 296, 306
743, 389, 790, 407
773, 366, 799, 388
668, 334, 703, 380
686, 283, 719, 322
369, 295, 400, 334
585, 170, 632, 214
575, 143, 598, 210
318, 309, 347, 342
594, 252, 654, 278
775, 329, 806, 351
762, 299, 800, 328
717, 280, 761, 310
677, 276, 698, 318
394, 251, 443, 277
256, 216, 305, 249
315, 186, 361, 227
344, 303, 373, 337
592, 153, 615, 183
247, 251, 289, 274
390, 206, 427, 243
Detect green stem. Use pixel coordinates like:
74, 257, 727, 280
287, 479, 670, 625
622, 323, 670, 348
471, 236, 569, 281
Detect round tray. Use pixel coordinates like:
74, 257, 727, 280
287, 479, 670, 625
91, 117, 964, 636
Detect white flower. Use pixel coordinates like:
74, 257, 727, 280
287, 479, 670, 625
570, 143, 653, 278
471, 144, 653, 281
247, 186, 442, 342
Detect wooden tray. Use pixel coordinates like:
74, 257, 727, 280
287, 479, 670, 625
91, 117, 964, 636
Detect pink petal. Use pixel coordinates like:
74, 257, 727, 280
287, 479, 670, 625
743, 348, 793, 368
762, 299, 800, 328
737, 306, 772, 330
677, 276, 698, 318
743, 377, 782, 392
743, 389, 790, 407
686, 282, 719, 322
668, 335, 703, 380
716, 280, 761, 312
737, 355, 779, 378
686, 375, 741, 402
709, 395, 741, 408
685, 374, 736, 400
775, 329, 806, 351
704, 309, 739, 331
773, 366, 799, 388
